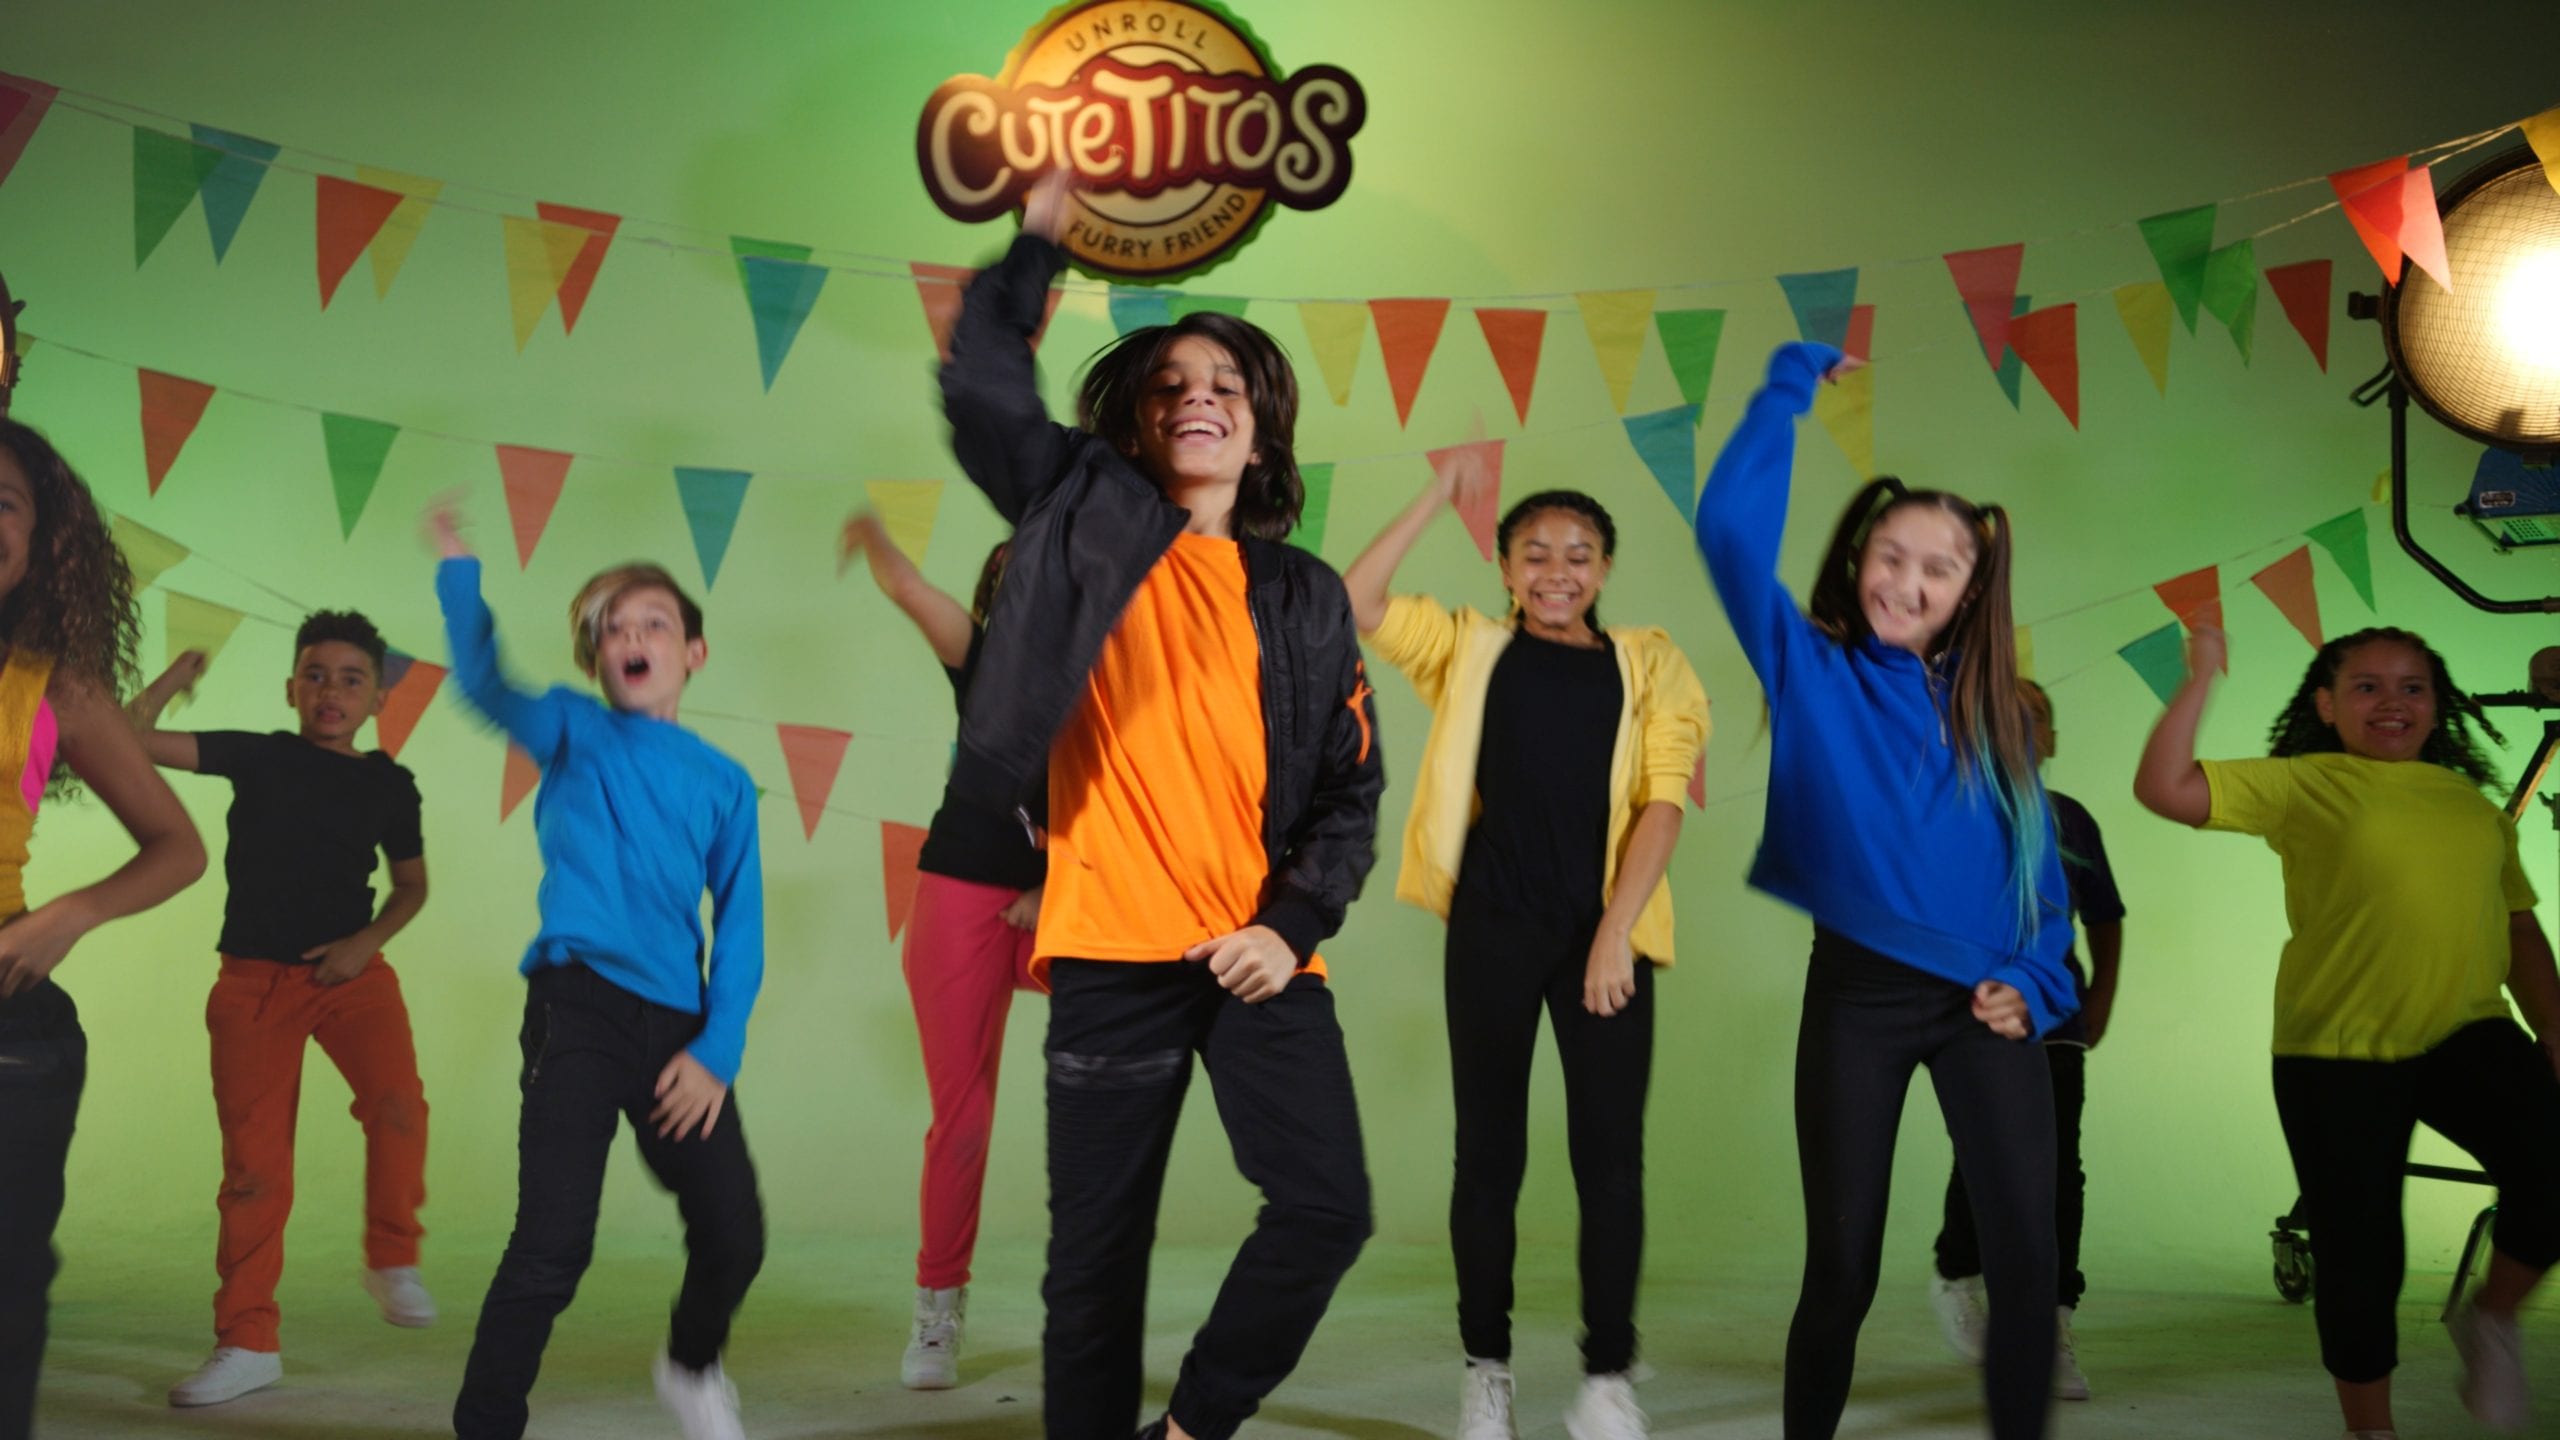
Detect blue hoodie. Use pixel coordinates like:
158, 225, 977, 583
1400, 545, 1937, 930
1694, 343, 2077, 1037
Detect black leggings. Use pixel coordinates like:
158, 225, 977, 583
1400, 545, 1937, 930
1937, 1043, 2087, 1307
1785, 931, 2056, 1440
0, 982, 83, 1440
2271, 1018, 2560, 1384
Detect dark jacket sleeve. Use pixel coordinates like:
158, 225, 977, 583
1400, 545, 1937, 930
940, 232, 1074, 525
1253, 573, 1385, 961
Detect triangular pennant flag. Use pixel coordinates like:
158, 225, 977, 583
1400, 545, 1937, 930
1370, 298, 1451, 428
2137, 204, 2216, 333
503, 215, 591, 351
1289, 461, 1334, 556
881, 820, 929, 940
777, 723, 853, 841
2264, 259, 2332, 371
2111, 282, 2174, 396
1776, 268, 1858, 351
1108, 285, 1173, 335
2008, 304, 2080, 428
132, 128, 223, 268
1842, 304, 1875, 366
1473, 308, 1547, 425
1575, 290, 1655, 414
1991, 295, 2031, 408
164, 592, 246, 675
500, 743, 539, 822
2386, 167, 2452, 293
674, 467, 751, 588
319, 413, 400, 539
1427, 441, 1505, 560
1812, 365, 1875, 475
314, 177, 405, 308
2306, 507, 2375, 609
495, 444, 572, 569
1298, 301, 1366, 406
1623, 405, 1702, 519
1944, 242, 2026, 370
2524, 106, 2560, 199
1169, 293, 1250, 322
0, 73, 60, 191
534, 202, 620, 335
136, 369, 215, 495
1654, 308, 1725, 414
2118, 622, 2187, 705
373, 656, 445, 759
2200, 240, 2257, 361
912, 262, 1060, 362
2154, 564, 2223, 633
110, 512, 190, 592
864, 480, 942, 564
2015, 624, 2037, 681
188, 125, 279, 264
355, 166, 441, 299
2250, 546, 2323, 651
2330, 156, 2411, 283
731, 237, 830, 390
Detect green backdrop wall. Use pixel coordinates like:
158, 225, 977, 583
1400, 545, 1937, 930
7, 0, 2559, 1298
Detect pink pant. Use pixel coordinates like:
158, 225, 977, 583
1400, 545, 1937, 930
902, 872, 1041, 1288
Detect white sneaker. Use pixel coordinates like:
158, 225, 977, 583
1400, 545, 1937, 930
362, 1265, 438, 1327
1928, 1272, 1988, 1365
2052, 1305, 2089, 1400
1458, 1359, 1518, 1440
168, 1347, 282, 1407
1563, 1371, 1648, 1440
653, 1348, 745, 1440
2448, 1299, 2530, 1432
902, 1284, 966, 1390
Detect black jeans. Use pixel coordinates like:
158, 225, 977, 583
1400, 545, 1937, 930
1445, 891, 1653, 1373
0, 982, 83, 1440
1042, 959, 1370, 1440
1785, 932, 2056, 1440
1937, 1043, 2087, 1307
2271, 1018, 2560, 1384
453, 964, 766, 1440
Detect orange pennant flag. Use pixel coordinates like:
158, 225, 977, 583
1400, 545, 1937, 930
136, 368, 215, 495
777, 722, 853, 840
1369, 298, 1450, 427
881, 820, 929, 941
314, 176, 405, 309
2383, 167, 2451, 292
535, 202, 621, 334
2155, 564, 2223, 633
2250, 545, 2322, 651
373, 659, 445, 758
912, 261, 1060, 362
495, 444, 572, 569
500, 743, 539, 822
2328, 156, 2416, 284
1473, 308, 1546, 425
2008, 304, 2079, 428
1426, 440, 1505, 560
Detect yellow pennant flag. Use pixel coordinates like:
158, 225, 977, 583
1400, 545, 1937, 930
2521, 106, 2560, 199
502, 216, 593, 351
356, 166, 443, 300
2112, 282, 2173, 396
1297, 301, 1367, 407
1812, 364, 1875, 476
2015, 624, 2036, 680
162, 591, 248, 713
110, 512, 190, 592
864, 480, 944, 565
1576, 289, 1655, 414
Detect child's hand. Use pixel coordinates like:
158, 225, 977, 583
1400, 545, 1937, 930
2185, 625, 2227, 683
1582, 924, 1637, 1017
0, 900, 92, 999
1186, 925, 1296, 1004
838, 512, 888, 576
130, 651, 208, 725
652, 1051, 730, 1141
1971, 980, 2029, 1039
2080, 988, 2114, 1048
999, 884, 1044, 933
1022, 166, 1074, 244
420, 494, 473, 559
302, 935, 376, 987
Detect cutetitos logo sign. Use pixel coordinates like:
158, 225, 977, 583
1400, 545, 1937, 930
918, 1, 1367, 280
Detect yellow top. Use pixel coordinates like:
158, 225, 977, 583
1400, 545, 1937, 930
2205, 752, 2536, 1060
1367, 593, 1708, 962
0, 649, 56, 918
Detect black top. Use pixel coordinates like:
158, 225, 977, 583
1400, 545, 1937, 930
1456, 630, 1622, 927
917, 629, 1047, 893
196, 731, 424, 964
2044, 789, 2127, 1047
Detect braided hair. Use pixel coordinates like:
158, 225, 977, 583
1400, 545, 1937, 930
1495, 489, 1616, 630
2266, 627, 2503, 790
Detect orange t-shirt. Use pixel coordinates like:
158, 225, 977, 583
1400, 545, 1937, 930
1036, 531, 1289, 981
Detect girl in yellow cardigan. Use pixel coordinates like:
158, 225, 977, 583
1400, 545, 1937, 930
1345, 465, 1707, 1440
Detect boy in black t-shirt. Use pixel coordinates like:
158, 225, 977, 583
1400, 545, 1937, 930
129, 611, 434, 1409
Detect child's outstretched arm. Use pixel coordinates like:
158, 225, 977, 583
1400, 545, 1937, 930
1343, 458, 1483, 635
655, 776, 765, 1138
123, 650, 207, 769
841, 512, 973, 668
940, 170, 1075, 525
2133, 625, 2224, 826
0, 676, 205, 997
1694, 342, 1844, 689
425, 500, 572, 761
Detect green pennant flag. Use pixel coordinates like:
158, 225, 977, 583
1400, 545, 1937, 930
2118, 622, 2187, 704
1289, 461, 1335, 556
320, 413, 400, 539
730, 237, 828, 391
1110, 286, 1173, 335
1654, 309, 1725, 413
675, 466, 752, 588
1623, 404, 1702, 518
189, 125, 279, 263
1984, 294, 2031, 408
133, 128, 223, 267
2201, 239, 2258, 362
2139, 204, 2217, 334
2305, 507, 2375, 609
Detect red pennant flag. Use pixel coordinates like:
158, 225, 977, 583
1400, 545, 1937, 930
2006, 304, 2079, 428
534, 202, 621, 334
2250, 546, 2323, 651
500, 743, 539, 822
881, 820, 928, 941
314, 177, 404, 309
2328, 157, 2411, 284
0, 73, 58, 191
2264, 260, 2333, 371
373, 659, 446, 758
913, 261, 1060, 362
1426, 440, 1505, 560
495, 444, 572, 569
1369, 298, 1451, 427
136, 369, 215, 495
777, 723, 852, 840
1943, 242, 2024, 370
1686, 755, 1706, 810
1472, 308, 1546, 425
2155, 564, 2223, 634
1843, 303, 1875, 365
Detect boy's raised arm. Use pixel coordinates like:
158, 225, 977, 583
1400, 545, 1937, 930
428, 505, 573, 762
939, 172, 1076, 524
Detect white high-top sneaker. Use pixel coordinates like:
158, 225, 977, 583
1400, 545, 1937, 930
2053, 1305, 2090, 1400
1928, 1272, 1988, 1364
168, 1347, 282, 1407
362, 1265, 438, 1327
903, 1284, 966, 1390
1563, 1371, 1649, 1440
1458, 1359, 1518, 1440
652, 1349, 744, 1440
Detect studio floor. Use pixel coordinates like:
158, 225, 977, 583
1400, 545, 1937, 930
31, 1235, 2544, 1439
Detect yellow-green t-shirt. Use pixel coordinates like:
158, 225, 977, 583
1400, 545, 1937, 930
2203, 752, 2534, 1060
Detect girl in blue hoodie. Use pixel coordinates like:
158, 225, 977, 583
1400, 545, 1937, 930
1694, 342, 2075, 1440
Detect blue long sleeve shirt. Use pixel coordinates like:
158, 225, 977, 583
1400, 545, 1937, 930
1694, 344, 2077, 1037
436, 557, 766, 1082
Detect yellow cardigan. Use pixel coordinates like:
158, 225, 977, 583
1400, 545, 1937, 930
1367, 594, 1708, 962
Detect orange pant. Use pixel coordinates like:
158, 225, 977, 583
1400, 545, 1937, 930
206, 955, 428, 1351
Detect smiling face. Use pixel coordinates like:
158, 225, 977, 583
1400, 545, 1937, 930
1498, 508, 1611, 642
0, 450, 33, 608
1859, 501, 1978, 655
2315, 638, 2438, 762
589, 584, 704, 717
286, 640, 383, 752
1129, 334, 1259, 495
